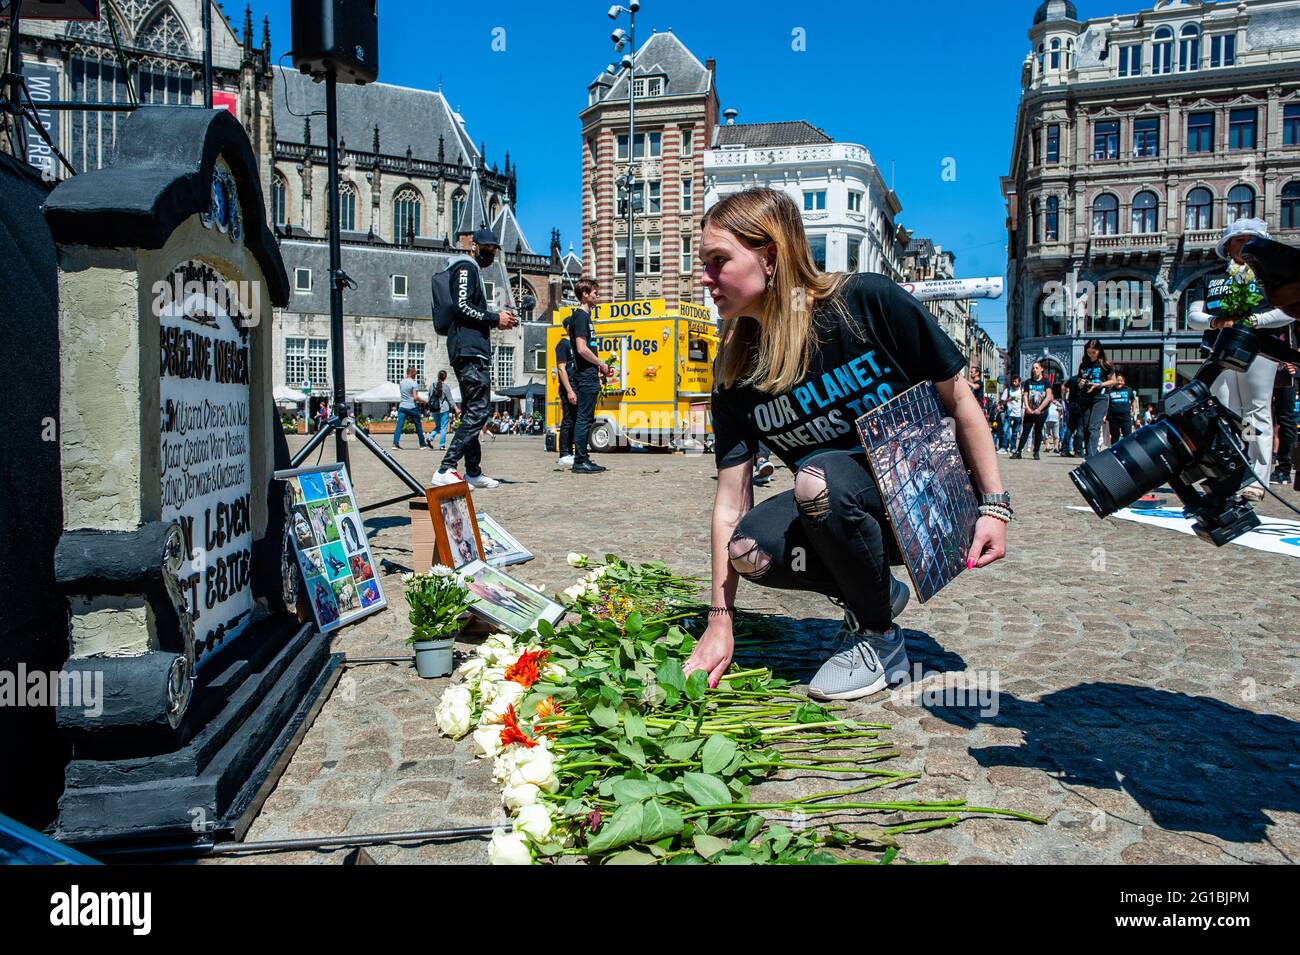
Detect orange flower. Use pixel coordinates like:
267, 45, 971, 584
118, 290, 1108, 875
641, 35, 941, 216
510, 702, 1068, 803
498, 703, 538, 749
504, 648, 550, 689
535, 696, 564, 721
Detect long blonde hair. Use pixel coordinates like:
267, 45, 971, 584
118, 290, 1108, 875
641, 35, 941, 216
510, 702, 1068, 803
706, 188, 852, 393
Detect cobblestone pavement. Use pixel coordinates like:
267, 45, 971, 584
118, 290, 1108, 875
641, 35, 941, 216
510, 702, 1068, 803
217, 434, 1300, 865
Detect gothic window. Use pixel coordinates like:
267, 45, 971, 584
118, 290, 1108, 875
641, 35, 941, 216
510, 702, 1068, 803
136, 6, 191, 56
339, 182, 358, 231
1132, 191, 1160, 234
393, 187, 421, 246
272, 174, 288, 227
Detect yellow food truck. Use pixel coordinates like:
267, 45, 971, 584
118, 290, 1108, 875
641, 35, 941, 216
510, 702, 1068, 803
545, 298, 720, 453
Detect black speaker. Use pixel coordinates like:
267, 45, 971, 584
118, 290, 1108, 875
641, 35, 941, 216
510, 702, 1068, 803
290, 0, 379, 85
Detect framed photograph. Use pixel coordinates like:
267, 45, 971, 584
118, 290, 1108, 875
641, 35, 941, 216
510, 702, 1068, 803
275, 462, 388, 633
458, 559, 566, 635
476, 512, 533, 567
855, 381, 979, 603
426, 482, 486, 569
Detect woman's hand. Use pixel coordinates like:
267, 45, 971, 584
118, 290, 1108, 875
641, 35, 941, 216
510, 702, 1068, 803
683, 618, 734, 689
1211, 316, 1236, 330
967, 515, 1007, 569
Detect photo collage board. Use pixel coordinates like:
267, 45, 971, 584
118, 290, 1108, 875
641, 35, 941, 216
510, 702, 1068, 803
278, 463, 387, 632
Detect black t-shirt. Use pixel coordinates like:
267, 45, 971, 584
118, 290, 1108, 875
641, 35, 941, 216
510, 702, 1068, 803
1077, 362, 1108, 402
554, 337, 575, 379
1024, 377, 1051, 413
712, 272, 967, 471
1107, 386, 1133, 417
568, 309, 600, 376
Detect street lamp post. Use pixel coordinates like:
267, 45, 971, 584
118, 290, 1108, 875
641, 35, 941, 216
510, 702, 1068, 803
609, 2, 640, 300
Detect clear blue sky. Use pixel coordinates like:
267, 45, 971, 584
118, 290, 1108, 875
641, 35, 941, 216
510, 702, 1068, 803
239, 1, 1114, 348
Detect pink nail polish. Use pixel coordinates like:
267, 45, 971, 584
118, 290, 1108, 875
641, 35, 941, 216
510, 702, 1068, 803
967, 557, 974, 569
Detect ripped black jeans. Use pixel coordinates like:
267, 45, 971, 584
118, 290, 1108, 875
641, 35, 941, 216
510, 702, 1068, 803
728, 448, 899, 632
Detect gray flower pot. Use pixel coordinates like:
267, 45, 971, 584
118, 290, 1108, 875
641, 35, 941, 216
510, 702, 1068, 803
412, 637, 455, 678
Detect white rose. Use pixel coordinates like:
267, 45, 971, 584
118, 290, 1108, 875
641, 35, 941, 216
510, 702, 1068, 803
433, 686, 473, 739
456, 656, 486, 684
480, 634, 517, 666
513, 803, 554, 843
567, 553, 588, 568
561, 584, 585, 603
488, 828, 532, 865
472, 724, 504, 758
509, 744, 559, 793
502, 781, 540, 811
493, 746, 521, 785
543, 662, 567, 682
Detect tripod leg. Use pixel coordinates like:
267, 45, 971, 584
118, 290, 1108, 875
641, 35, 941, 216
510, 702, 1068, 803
351, 422, 425, 495
290, 420, 333, 467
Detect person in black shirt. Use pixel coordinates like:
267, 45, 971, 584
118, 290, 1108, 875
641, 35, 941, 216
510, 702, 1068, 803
1011, 360, 1052, 459
567, 278, 615, 474
1075, 338, 1119, 458
554, 318, 578, 465
432, 227, 520, 490
682, 188, 1008, 701
1105, 371, 1136, 442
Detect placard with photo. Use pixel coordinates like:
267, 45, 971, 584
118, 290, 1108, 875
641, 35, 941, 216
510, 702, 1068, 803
425, 483, 487, 569
855, 382, 979, 603
476, 513, 533, 567
275, 463, 387, 632
458, 560, 566, 635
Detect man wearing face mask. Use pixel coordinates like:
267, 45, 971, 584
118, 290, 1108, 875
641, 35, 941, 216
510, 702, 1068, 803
432, 227, 519, 489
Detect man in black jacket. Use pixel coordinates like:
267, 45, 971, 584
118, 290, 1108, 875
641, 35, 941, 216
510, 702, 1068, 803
432, 227, 518, 489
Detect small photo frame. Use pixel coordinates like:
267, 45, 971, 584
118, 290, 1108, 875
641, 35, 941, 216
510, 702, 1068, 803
476, 512, 533, 567
459, 559, 566, 635
426, 482, 486, 569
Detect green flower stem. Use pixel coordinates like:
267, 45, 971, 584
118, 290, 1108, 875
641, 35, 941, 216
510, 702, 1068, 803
684, 800, 1046, 823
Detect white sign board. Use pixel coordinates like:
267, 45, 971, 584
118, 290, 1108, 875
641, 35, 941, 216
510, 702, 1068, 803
159, 261, 255, 665
899, 277, 1004, 303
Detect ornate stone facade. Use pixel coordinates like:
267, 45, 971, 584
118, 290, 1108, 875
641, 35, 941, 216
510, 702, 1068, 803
1002, 0, 1300, 407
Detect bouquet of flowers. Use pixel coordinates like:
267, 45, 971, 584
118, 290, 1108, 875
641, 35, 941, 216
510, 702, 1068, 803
1218, 261, 1266, 327
403, 566, 474, 646
433, 554, 1042, 865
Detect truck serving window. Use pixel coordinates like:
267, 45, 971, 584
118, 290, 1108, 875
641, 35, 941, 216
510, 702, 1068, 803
688, 336, 709, 362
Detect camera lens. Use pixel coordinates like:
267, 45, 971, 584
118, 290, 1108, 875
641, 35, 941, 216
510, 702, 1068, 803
1070, 421, 1194, 517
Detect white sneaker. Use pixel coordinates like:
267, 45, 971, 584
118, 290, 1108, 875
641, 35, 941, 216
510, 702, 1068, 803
429, 468, 463, 487
558, 455, 575, 466
755, 458, 775, 480
466, 473, 500, 489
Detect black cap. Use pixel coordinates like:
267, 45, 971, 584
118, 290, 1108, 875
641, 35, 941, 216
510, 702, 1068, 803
472, 227, 500, 247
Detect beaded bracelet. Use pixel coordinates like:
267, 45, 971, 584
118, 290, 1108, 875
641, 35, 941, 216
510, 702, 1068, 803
978, 504, 1013, 523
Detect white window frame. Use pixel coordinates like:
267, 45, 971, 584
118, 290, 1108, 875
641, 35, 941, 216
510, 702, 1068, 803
804, 190, 827, 211
294, 268, 312, 293
681, 178, 693, 212
847, 191, 863, 213
391, 274, 408, 298
679, 128, 694, 157
680, 233, 692, 274
484, 281, 496, 305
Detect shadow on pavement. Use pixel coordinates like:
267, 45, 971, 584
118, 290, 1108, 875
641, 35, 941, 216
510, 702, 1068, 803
921, 683, 1300, 846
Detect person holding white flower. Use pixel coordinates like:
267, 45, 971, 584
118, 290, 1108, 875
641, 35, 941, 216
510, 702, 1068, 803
1187, 219, 1296, 499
